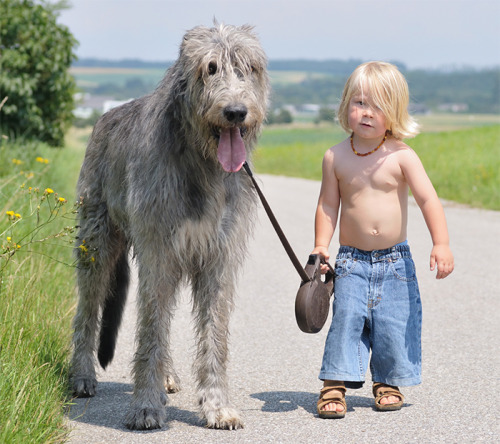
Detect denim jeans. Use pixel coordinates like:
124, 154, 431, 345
319, 241, 422, 388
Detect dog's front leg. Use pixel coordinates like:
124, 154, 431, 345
192, 269, 243, 430
124, 264, 178, 430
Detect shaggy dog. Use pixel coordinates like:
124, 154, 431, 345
70, 23, 269, 430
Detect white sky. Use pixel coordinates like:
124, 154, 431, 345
58, 0, 500, 69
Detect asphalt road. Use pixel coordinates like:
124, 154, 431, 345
67, 174, 500, 444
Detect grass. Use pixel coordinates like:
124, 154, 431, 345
254, 122, 500, 211
0, 132, 86, 443
413, 126, 500, 209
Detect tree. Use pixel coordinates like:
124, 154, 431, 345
267, 108, 293, 124
0, 0, 78, 146
314, 106, 335, 124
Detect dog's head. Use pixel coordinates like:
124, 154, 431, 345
173, 23, 270, 172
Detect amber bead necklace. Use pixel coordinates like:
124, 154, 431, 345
350, 132, 387, 157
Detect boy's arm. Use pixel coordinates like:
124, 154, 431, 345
400, 149, 454, 279
312, 149, 340, 266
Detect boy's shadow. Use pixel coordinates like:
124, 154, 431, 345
251, 391, 374, 414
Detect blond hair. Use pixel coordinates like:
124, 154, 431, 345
337, 61, 420, 139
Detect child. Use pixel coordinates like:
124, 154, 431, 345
313, 61, 454, 419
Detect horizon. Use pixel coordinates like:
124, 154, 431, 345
71, 56, 499, 72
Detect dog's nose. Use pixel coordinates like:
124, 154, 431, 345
223, 105, 248, 123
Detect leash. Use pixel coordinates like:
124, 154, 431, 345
242, 162, 312, 283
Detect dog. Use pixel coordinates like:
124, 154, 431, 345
70, 23, 269, 430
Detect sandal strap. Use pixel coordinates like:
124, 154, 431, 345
318, 385, 347, 411
373, 383, 404, 402
320, 385, 346, 396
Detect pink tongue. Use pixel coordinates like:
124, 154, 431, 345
217, 127, 246, 172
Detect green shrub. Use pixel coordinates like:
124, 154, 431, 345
0, 0, 78, 146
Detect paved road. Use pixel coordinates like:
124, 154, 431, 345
67, 175, 500, 443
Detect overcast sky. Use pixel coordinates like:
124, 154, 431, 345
58, 0, 500, 70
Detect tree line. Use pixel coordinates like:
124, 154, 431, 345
76, 58, 500, 115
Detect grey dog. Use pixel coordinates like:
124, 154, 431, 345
70, 23, 269, 430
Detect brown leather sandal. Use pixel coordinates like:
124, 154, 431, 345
373, 383, 404, 411
317, 384, 347, 419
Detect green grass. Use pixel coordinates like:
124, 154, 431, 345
254, 123, 345, 179
254, 123, 500, 210
412, 126, 500, 209
0, 132, 85, 443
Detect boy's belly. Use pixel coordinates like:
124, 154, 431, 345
339, 204, 407, 251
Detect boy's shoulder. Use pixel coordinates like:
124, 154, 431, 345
325, 137, 350, 157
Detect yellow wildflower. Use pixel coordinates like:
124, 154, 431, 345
45, 188, 54, 195
7, 237, 11, 242
15, 213, 21, 219
6, 210, 14, 217
12, 158, 23, 165
35, 156, 44, 163
79, 244, 88, 253
58, 197, 67, 203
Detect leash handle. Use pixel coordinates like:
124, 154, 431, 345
243, 162, 311, 283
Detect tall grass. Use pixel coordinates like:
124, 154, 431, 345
254, 123, 500, 210
0, 133, 85, 443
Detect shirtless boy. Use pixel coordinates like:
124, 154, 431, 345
313, 62, 454, 418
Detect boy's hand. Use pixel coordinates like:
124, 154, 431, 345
312, 246, 330, 274
430, 245, 454, 279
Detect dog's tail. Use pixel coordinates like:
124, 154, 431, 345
98, 250, 130, 369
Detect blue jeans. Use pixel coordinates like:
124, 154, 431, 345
319, 241, 422, 388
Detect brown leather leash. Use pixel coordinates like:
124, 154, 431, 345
243, 162, 322, 283
243, 162, 336, 334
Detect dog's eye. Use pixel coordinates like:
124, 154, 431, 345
208, 62, 217, 75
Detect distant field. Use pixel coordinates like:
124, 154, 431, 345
417, 113, 500, 132
69, 66, 166, 88
70, 67, 336, 88
269, 70, 334, 85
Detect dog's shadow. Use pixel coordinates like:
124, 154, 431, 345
250, 391, 375, 414
66, 382, 203, 432
67, 385, 390, 432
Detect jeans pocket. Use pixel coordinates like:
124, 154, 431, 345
335, 257, 357, 279
390, 257, 417, 282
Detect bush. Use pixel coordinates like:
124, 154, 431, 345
0, 0, 78, 146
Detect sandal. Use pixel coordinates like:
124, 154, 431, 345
373, 383, 404, 411
317, 383, 347, 419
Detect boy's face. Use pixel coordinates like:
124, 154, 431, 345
348, 90, 389, 140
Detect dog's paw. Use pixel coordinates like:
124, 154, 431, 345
71, 376, 97, 398
164, 374, 181, 394
204, 407, 244, 430
124, 406, 166, 430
